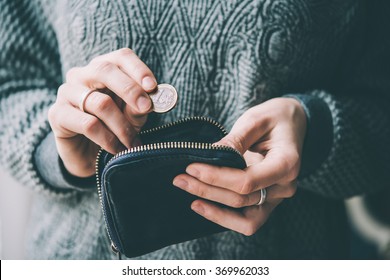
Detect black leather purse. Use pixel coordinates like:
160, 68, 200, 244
96, 117, 246, 258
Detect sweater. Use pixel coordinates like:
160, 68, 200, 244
1, 0, 390, 259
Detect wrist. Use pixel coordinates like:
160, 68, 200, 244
283, 94, 333, 178
34, 132, 96, 191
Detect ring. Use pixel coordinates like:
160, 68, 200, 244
255, 188, 267, 206
78, 89, 96, 112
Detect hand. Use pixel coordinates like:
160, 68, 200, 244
173, 97, 307, 235
48, 48, 157, 178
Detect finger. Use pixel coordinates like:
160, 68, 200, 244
191, 199, 282, 236
243, 150, 264, 166
50, 103, 124, 155
66, 63, 152, 116
58, 84, 138, 148
186, 163, 246, 193
80, 90, 138, 148
122, 103, 148, 131
266, 181, 297, 199
213, 108, 272, 154
173, 174, 261, 208
186, 148, 299, 194
100, 48, 157, 92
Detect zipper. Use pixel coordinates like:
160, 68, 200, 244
139, 116, 228, 135
95, 148, 121, 253
107, 141, 242, 166
95, 116, 242, 255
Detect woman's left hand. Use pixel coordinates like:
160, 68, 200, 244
173, 97, 307, 235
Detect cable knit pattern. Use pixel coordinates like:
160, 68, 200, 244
1, 0, 390, 259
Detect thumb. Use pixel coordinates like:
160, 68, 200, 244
214, 134, 247, 155
214, 114, 268, 155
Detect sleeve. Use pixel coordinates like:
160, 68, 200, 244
0, 0, 93, 194
289, 0, 390, 199
34, 132, 96, 191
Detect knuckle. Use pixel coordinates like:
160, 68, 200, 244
132, 60, 149, 76
117, 47, 135, 57
65, 67, 80, 82
82, 116, 100, 135
193, 168, 215, 185
121, 81, 138, 96
287, 149, 300, 166
231, 195, 246, 208
197, 169, 216, 186
242, 221, 258, 236
89, 56, 103, 66
56, 84, 70, 103
196, 184, 207, 198
276, 155, 295, 178
289, 166, 300, 181
239, 177, 255, 195
57, 84, 68, 97
284, 149, 300, 179
285, 183, 297, 198
278, 156, 291, 171
47, 104, 58, 125
94, 61, 115, 74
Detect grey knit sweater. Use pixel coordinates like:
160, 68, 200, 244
1, 0, 390, 259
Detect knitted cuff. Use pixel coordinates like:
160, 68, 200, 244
34, 132, 95, 191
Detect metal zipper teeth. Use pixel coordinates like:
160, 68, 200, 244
108, 141, 242, 165
95, 148, 120, 253
139, 116, 228, 136
108, 116, 234, 165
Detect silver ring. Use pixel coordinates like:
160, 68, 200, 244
78, 89, 96, 112
255, 188, 267, 206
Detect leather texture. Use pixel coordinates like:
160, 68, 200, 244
97, 118, 246, 257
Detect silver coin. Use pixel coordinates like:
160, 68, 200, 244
149, 84, 178, 113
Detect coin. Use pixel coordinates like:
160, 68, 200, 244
149, 84, 178, 113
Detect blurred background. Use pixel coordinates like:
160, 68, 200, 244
0, 168, 33, 259
1, 166, 389, 259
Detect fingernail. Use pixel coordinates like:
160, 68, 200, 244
186, 166, 199, 178
136, 94, 152, 113
191, 203, 204, 215
173, 178, 188, 189
142, 77, 157, 91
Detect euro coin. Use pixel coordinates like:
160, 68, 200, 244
149, 84, 178, 113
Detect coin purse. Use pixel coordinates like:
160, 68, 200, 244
96, 117, 246, 258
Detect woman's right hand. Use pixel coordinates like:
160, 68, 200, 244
48, 48, 157, 178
